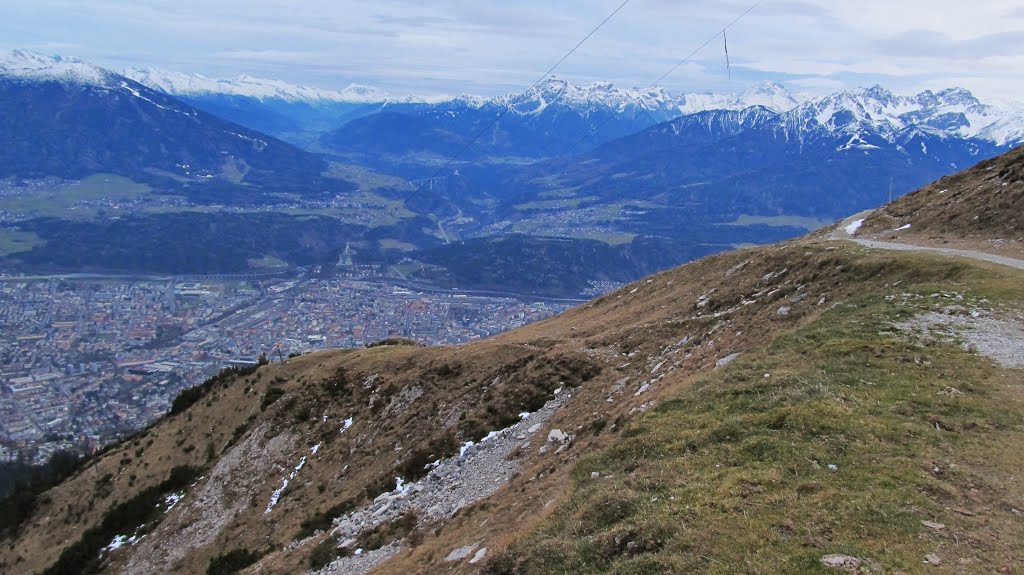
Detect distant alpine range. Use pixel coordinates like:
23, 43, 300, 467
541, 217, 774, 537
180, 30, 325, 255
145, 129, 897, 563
2, 49, 1022, 296
118, 58, 1024, 160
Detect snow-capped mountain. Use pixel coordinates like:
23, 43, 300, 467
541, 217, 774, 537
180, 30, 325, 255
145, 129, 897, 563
123, 67, 393, 104
547, 84, 1022, 226
323, 77, 1023, 165
495, 77, 801, 118
793, 85, 1024, 147
0, 50, 341, 198
0, 49, 116, 86
320, 78, 806, 162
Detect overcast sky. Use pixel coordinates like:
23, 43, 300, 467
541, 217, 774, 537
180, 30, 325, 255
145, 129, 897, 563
3, 0, 1023, 100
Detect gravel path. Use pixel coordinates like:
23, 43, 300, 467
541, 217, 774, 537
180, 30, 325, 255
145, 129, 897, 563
851, 239, 1024, 271
896, 312, 1024, 369
831, 211, 1024, 271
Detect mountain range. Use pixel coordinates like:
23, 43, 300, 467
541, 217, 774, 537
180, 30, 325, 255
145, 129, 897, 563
121, 61, 1024, 163
324, 79, 1022, 165
2, 48, 1023, 297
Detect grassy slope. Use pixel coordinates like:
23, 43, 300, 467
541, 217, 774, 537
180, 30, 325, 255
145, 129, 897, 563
480, 256, 1024, 574
3, 240, 1022, 575
859, 145, 1024, 257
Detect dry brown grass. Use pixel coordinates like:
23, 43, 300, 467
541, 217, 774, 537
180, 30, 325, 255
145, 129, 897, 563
4, 237, 1022, 575
859, 145, 1024, 257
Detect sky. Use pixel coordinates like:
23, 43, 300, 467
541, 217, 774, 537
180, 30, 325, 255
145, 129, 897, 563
3, 0, 1024, 100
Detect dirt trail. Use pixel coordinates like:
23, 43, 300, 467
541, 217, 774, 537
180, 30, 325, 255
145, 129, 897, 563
831, 211, 1024, 271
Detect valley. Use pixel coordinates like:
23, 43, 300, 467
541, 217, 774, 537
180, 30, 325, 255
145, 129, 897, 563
0, 273, 571, 467
4, 51, 1022, 301
4, 169, 1022, 572
0, 30, 1023, 575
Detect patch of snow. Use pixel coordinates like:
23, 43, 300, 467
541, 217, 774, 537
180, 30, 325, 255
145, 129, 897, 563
394, 477, 411, 494
469, 548, 488, 564
894, 223, 911, 231
459, 441, 475, 457
340, 417, 353, 433
163, 491, 185, 512
311, 443, 322, 455
715, 353, 742, 369
445, 542, 481, 562
265, 455, 307, 513
118, 81, 192, 116
104, 534, 128, 552
845, 219, 865, 235
265, 478, 289, 513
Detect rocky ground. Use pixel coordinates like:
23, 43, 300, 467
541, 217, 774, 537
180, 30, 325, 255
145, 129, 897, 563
313, 391, 575, 575
895, 306, 1024, 369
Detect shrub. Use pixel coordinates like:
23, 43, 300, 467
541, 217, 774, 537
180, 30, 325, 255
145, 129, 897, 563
0, 450, 84, 540
42, 466, 202, 575
207, 548, 263, 575
309, 538, 344, 570
297, 498, 357, 539
260, 387, 287, 411
170, 364, 262, 416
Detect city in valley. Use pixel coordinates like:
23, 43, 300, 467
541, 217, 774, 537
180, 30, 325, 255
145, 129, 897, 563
0, 272, 579, 464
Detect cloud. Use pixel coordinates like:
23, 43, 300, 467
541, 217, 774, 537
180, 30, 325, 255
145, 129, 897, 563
1, 0, 1022, 100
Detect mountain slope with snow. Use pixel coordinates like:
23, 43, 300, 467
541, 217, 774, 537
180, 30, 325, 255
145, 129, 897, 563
123, 67, 393, 104
0, 50, 347, 200
791, 85, 1024, 147
322, 76, 1023, 165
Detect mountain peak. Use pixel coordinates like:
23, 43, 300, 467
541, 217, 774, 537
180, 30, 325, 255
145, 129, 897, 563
934, 87, 981, 106
738, 81, 799, 112
0, 49, 114, 86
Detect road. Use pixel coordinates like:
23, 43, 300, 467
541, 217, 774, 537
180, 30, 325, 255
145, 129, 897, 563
831, 211, 1024, 271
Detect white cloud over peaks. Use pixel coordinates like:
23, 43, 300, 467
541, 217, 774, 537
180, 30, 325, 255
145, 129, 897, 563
1, 0, 1021, 100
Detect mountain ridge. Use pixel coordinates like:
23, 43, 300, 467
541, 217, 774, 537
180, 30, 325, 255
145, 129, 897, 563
2, 147, 1022, 575
0, 49, 350, 200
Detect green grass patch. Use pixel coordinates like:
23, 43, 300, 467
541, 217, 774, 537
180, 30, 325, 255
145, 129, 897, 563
378, 238, 418, 251
247, 255, 290, 269
514, 197, 597, 212
537, 188, 582, 199
485, 276, 1023, 574
325, 163, 415, 194
0, 229, 44, 255
0, 174, 153, 221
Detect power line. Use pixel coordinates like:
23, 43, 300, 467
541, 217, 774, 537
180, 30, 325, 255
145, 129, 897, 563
406, 0, 633, 197
570, 0, 764, 152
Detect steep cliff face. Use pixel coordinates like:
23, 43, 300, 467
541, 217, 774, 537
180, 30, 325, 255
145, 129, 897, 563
4, 152, 1024, 575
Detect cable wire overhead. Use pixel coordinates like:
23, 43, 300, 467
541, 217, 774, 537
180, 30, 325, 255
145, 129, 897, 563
571, 0, 764, 151
408, 0, 634, 198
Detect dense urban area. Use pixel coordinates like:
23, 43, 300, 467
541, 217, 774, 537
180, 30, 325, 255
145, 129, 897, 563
0, 271, 581, 464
